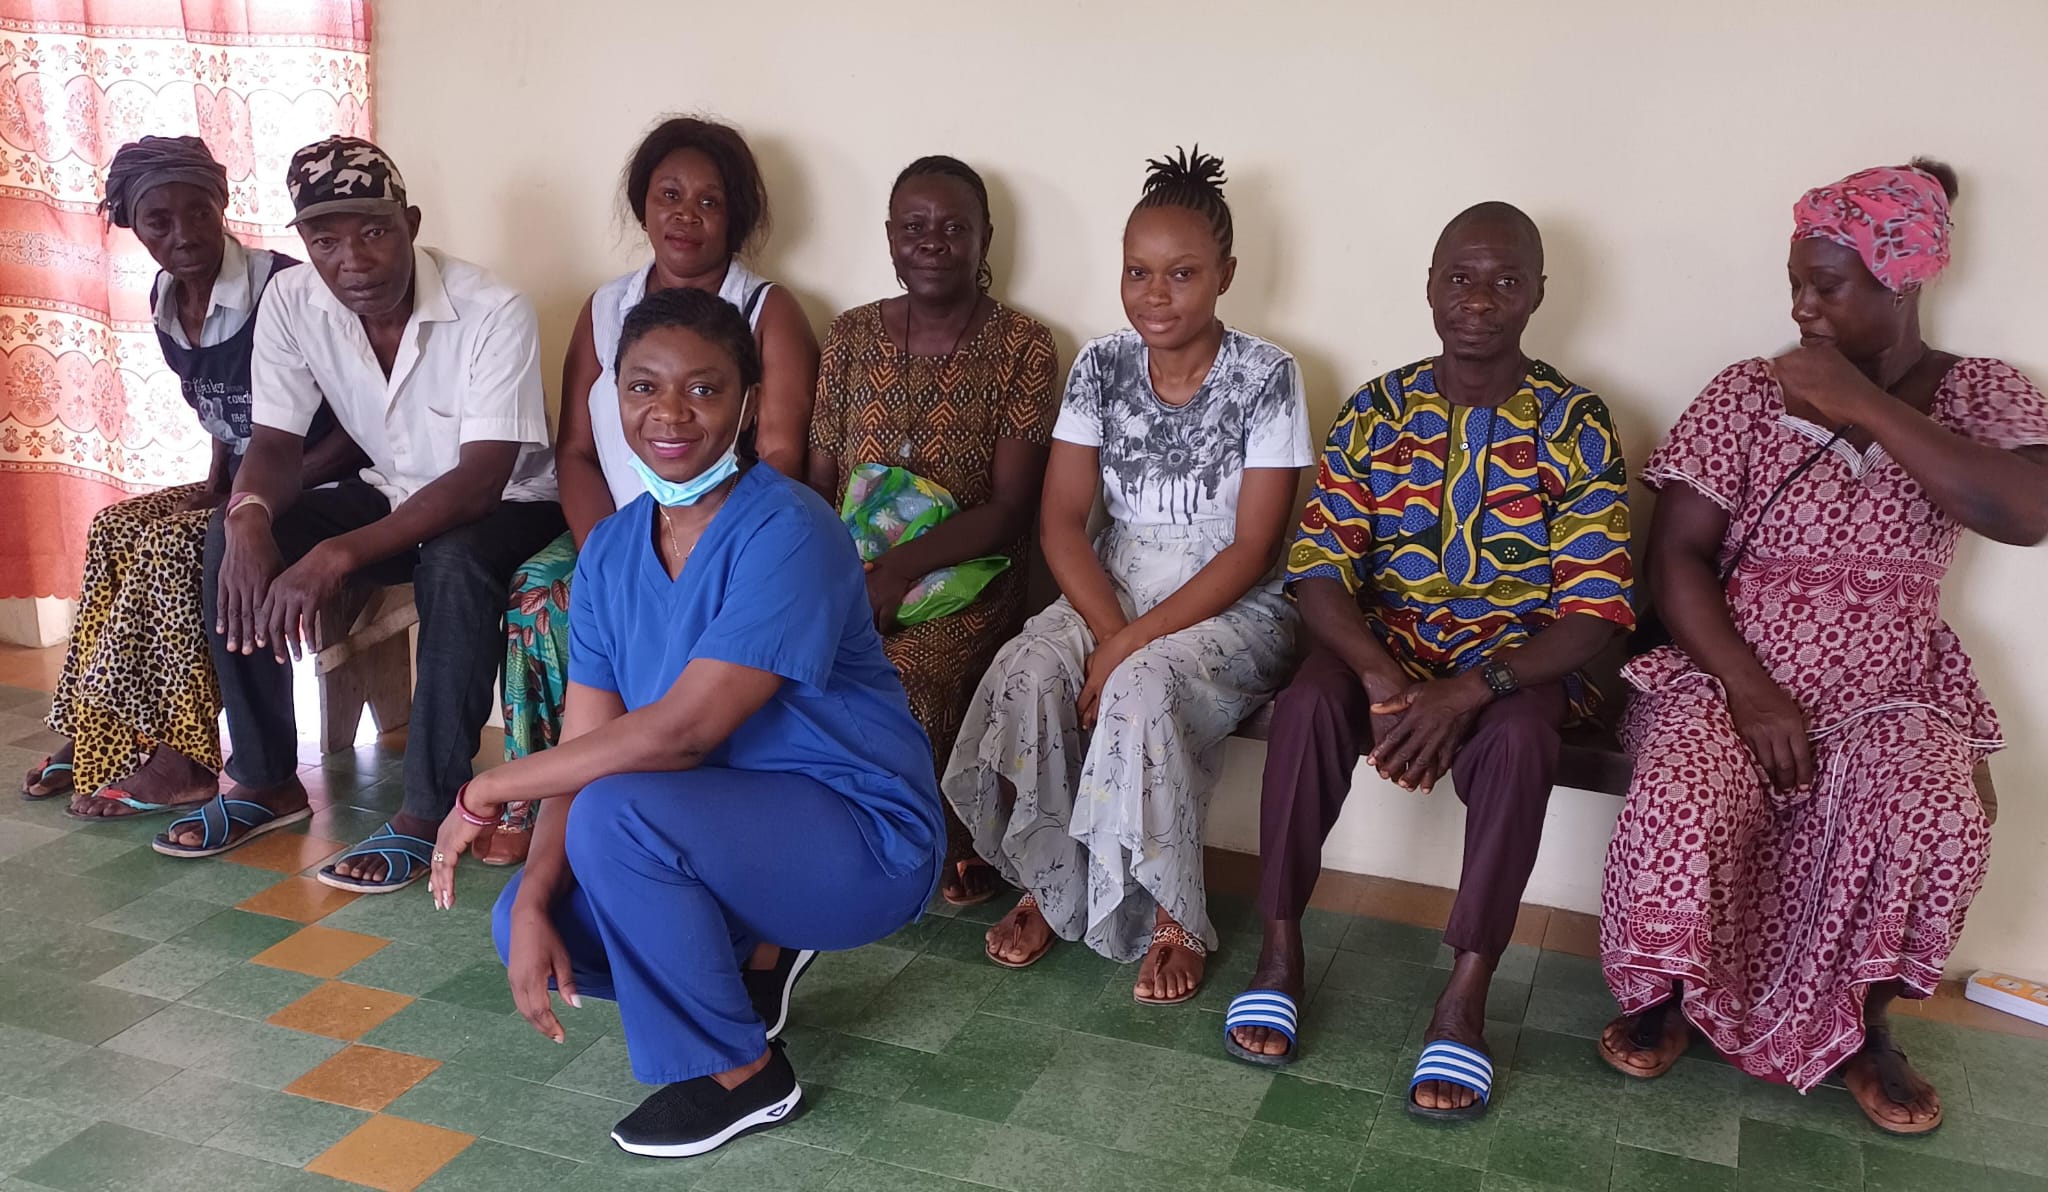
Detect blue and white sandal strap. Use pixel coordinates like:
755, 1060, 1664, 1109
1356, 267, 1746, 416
166, 796, 277, 852
1410, 1040, 1494, 1104
1225, 991, 1300, 1044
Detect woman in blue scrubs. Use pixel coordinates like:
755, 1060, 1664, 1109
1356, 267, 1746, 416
427, 286, 941, 1159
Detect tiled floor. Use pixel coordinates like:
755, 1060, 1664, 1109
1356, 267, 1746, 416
3, 655, 2048, 1191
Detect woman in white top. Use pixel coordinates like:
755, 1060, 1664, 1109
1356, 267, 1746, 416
493, 117, 819, 861
943, 149, 1307, 1004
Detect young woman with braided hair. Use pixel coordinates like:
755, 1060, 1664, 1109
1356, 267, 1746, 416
944, 148, 1309, 1003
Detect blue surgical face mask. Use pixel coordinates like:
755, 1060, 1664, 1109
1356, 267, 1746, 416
629, 392, 750, 507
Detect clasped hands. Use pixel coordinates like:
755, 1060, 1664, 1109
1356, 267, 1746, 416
213, 514, 356, 663
1364, 668, 1494, 794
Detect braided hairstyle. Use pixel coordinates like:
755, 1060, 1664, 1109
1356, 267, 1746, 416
1132, 146, 1232, 259
891, 154, 995, 291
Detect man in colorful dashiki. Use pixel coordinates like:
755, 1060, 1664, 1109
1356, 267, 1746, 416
1221, 204, 1634, 1122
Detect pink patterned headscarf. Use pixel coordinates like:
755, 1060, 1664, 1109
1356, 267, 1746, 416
1791, 165, 1952, 293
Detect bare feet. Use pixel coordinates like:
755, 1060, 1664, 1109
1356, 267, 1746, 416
1599, 1000, 1690, 1079
1229, 919, 1305, 1058
985, 895, 1055, 967
160, 776, 308, 849
21, 741, 74, 799
68, 746, 217, 817
1133, 907, 1206, 1004
1412, 954, 1492, 1113
327, 811, 439, 883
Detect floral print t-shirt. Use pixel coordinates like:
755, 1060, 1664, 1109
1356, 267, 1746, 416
1051, 327, 1311, 526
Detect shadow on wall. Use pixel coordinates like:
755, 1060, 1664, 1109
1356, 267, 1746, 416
749, 131, 838, 340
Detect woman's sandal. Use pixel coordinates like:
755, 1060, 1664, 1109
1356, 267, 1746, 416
315, 823, 437, 894
65, 782, 217, 822
985, 894, 1056, 970
151, 795, 311, 859
1133, 922, 1208, 1006
1223, 990, 1299, 1066
1407, 1039, 1494, 1121
1849, 1027, 1944, 1136
20, 756, 73, 801
941, 857, 1001, 907
1598, 1007, 1690, 1080
475, 825, 531, 867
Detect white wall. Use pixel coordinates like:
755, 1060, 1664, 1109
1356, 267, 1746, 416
374, 0, 2048, 975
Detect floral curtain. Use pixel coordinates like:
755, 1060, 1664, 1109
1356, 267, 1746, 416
0, 0, 371, 599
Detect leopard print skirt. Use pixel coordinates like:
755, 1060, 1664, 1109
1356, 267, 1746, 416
45, 483, 223, 793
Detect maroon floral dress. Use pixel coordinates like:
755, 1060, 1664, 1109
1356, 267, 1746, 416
1600, 356, 2048, 1090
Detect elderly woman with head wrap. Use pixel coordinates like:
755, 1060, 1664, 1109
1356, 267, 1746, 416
1596, 160, 2048, 1135
23, 135, 358, 817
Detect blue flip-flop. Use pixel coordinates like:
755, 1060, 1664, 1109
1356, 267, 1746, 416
1223, 989, 1299, 1067
315, 822, 436, 894
20, 756, 73, 800
1407, 1039, 1494, 1121
152, 794, 311, 859
66, 783, 216, 822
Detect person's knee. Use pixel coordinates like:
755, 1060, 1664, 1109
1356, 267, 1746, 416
1466, 699, 1563, 762
1100, 646, 1177, 710
562, 774, 642, 871
490, 873, 524, 966
414, 527, 501, 603
1271, 661, 1359, 733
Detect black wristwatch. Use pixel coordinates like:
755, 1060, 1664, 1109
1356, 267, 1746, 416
1480, 660, 1520, 698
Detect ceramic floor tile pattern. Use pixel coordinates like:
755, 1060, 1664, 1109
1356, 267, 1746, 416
3, 671, 2048, 1190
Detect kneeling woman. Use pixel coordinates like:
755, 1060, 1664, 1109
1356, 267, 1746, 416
1600, 161, 2048, 1134
429, 287, 941, 1158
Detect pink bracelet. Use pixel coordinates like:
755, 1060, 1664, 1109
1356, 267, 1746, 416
456, 782, 495, 827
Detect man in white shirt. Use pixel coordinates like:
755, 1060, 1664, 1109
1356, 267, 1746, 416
160, 137, 565, 895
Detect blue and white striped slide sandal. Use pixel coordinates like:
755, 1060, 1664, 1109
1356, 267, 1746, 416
151, 794, 311, 859
316, 822, 437, 894
1407, 1039, 1494, 1120
1222, 990, 1299, 1067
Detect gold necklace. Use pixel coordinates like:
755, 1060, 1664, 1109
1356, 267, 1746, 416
655, 474, 739, 570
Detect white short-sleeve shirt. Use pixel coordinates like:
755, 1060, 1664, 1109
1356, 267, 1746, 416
250, 246, 557, 505
1052, 326, 1310, 526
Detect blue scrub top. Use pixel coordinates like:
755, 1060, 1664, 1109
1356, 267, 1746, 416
568, 464, 943, 882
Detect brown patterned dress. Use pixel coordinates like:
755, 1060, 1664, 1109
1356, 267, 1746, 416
810, 300, 1060, 773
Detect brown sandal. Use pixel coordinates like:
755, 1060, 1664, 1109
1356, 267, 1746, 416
476, 826, 530, 868
942, 857, 1001, 907
1599, 1006, 1690, 1080
1133, 923, 1208, 1006
985, 894, 1055, 969
1847, 1027, 1944, 1136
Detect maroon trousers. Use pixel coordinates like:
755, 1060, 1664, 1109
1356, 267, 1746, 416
1256, 646, 1565, 960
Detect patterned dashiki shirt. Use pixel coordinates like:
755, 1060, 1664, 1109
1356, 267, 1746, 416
1287, 358, 1635, 710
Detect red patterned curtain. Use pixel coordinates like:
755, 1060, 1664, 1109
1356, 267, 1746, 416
0, 0, 371, 599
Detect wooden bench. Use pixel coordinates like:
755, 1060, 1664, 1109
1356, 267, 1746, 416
312, 584, 418, 754
1231, 698, 1634, 796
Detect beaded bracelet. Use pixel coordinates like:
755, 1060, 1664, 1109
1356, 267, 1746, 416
456, 782, 495, 827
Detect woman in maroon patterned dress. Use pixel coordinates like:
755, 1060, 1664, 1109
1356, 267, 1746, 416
1597, 160, 2048, 1135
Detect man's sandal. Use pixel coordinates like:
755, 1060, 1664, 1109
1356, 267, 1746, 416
151, 795, 311, 859
1407, 1040, 1494, 1121
1223, 990, 1299, 1066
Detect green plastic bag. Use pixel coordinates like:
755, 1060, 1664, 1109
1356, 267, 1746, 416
839, 463, 1010, 627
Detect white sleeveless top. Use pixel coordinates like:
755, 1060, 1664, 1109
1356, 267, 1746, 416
587, 258, 773, 509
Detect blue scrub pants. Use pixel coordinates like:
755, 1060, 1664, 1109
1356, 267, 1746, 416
492, 767, 935, 1083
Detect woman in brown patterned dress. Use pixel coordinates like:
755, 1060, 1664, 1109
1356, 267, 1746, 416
807, 156, 1059, 905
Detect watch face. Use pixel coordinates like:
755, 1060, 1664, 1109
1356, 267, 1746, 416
1485, 663, 1516, 694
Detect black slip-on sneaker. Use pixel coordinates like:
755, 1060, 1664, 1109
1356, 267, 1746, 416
743, 948, 818, 1040
610, 1045, 803, 1158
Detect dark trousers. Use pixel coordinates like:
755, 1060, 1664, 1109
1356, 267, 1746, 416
203, 480, 565, 821
1256, 645, 1565, 960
